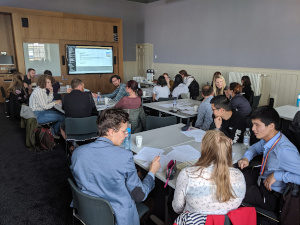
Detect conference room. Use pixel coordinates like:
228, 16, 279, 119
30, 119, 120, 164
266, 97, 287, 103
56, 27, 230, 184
0, 1, 300, 225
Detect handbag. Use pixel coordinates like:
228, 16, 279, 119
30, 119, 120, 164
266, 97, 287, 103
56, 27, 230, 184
164, 160, 176, 188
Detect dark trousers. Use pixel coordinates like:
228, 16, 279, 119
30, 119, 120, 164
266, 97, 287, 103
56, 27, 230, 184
241, 167, 281, 212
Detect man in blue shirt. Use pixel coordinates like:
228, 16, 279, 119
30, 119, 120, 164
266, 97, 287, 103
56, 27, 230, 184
195, 85, 213, 130
71, 109, 161, 225
102, 75, 128, 102
238, 106, 300, 211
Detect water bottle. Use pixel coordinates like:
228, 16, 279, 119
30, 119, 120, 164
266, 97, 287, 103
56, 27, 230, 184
173, 97, 177, 110
97, 92, 101, 105
124, 126, 131, 151
297, 94, 300, 108
243, 128, 251, 147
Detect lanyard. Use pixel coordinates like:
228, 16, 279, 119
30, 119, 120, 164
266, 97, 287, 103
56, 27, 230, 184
259, 134, 282, 176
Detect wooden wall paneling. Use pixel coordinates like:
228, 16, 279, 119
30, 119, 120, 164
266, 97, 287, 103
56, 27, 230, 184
0, 14, 15, 57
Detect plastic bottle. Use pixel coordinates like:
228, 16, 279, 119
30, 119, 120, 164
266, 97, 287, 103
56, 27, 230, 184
97, 92, 101, 105
124, 126, 131, 151
297, 94, 300, 108
243, 128, 251, 147
173, 97, 177, 110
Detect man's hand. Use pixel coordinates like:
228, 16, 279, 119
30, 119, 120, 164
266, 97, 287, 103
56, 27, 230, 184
67, 88, 72, 93
149, 156, 161, 174
92, 92, 98, 98
264, 173, 276, 191
238, 158, 249, 169
214, 116, 222, 129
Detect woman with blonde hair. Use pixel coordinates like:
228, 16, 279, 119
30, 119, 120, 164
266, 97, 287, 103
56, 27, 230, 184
212, 73, 227, 96
172, 130, 246, 223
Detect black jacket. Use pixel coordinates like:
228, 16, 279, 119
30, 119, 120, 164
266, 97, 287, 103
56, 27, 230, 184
62, 90, 97, 118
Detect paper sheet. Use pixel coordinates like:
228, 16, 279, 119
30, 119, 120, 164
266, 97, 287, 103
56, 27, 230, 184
134, 147, 164, 162
166, 145, 200, 162
159, 103, 173, 108
182, 129, 206, 142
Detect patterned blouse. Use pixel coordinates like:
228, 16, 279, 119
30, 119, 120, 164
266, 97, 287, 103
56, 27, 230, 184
172, 165, 246, 215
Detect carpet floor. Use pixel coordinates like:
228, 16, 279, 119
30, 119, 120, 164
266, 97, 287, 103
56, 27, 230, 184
0, 104, 73, 225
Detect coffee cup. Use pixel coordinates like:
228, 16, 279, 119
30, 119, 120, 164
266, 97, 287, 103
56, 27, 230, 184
136, 135, 143, 148
143, 91, 146, 97
104, 97, 109, 105
194, 105, 198, 111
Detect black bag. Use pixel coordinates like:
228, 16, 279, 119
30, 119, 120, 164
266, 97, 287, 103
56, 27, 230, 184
280, 183, 300, 225
34, 127, 55, 151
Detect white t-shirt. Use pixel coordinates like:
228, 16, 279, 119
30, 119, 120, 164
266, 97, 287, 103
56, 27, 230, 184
172, 83, 189, 98
153, 85, 170, 100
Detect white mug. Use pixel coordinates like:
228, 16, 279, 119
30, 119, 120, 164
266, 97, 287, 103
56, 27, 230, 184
136, 135, 143, 148
104, 97, 109, 105
194, 105, 198, 112
143, 91, 146, 97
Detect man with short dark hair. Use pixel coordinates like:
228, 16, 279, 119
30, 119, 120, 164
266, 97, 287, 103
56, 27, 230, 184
62, 78, 97, 118
195, 85, 214, 130
23, 68, 36, 94
102, 74, 128, 102
238, 106, 300, 211
210, 95, 246, 143
71, 109, 161, 225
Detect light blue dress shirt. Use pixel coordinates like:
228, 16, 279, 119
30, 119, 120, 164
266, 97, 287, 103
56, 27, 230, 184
243, 132, 300, 193
71, 137, 155, 225
195, 95, 213, 130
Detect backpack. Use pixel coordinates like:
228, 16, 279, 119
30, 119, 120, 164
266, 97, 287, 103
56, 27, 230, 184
188, 79, 200, 100
34, 127, 55, 151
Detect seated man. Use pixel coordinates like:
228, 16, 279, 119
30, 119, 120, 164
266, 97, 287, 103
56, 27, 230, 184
210, 95, 246, 143
238, 106, 300, 212
195, 85, 214, 130
23, 68, 36, 95
102, 75, 128, 102
70, 109, 161, 225
62, 78, 97, 118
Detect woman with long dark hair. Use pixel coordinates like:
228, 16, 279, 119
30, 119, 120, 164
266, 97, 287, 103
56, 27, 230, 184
228, 82, 252, 117
241, 76, 253, 103
152, 75, 170, 101
172, 130, 246, 223
114, 80, 142, 109
171, 74, 189, 98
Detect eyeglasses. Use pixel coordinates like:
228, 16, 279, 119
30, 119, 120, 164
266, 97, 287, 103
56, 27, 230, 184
113, 128, 128, 135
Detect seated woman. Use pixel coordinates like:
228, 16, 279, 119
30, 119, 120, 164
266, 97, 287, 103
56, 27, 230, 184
114, 80, 142, 109
228, 82, 252, 117
163, 72, 174, 89
241, 76, 253, 104
172, 130, 246, 224
152, 75, 170, 101
171, 74, 189, 98
29, 75, 64, 137
44, 70, 61, 100
212, 73, 227, 96
7, 72, 29, 104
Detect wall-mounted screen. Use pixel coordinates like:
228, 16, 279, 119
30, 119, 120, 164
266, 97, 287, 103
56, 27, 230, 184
66, 45, 114, 74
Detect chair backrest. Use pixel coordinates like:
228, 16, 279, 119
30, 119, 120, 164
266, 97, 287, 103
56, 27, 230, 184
146, 115, 177, 130
125, 107, 146, 134
1, 86, 6, 98
65, 116, 98, 141
158, 97, 173, 102
251, 94, 261, 109
68, 178, 115, 225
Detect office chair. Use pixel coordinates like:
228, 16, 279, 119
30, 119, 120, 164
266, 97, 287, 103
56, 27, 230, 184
68, 178, 115, 225
145, 115, 177, 130
65, 116, 98, 154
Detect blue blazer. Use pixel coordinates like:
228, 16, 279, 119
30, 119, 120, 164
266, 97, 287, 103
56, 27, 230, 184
71, 137, 155, 225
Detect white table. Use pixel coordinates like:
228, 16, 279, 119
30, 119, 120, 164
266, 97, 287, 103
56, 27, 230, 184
131, 124, 246, 189
275, 105, 299, 121
143, 99, 200, 123
58, 86, 90, 94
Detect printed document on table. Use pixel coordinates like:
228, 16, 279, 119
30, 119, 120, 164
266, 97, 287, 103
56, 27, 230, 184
182, 129, 206, 142
134, 147, 164, 162
166, 145, 200, 162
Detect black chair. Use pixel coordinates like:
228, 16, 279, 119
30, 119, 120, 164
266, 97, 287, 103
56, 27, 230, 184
145, 115, 177, 130
68, 178, 115, 225
285, 111, 300, 152
1, 86, 10, 118
158, 97, 173, 102
65, 116, 98, 154
251, 94, 261, 110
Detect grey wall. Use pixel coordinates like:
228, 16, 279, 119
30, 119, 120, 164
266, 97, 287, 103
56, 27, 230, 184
0, 0, 145, 61
144, 0, 300, 70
